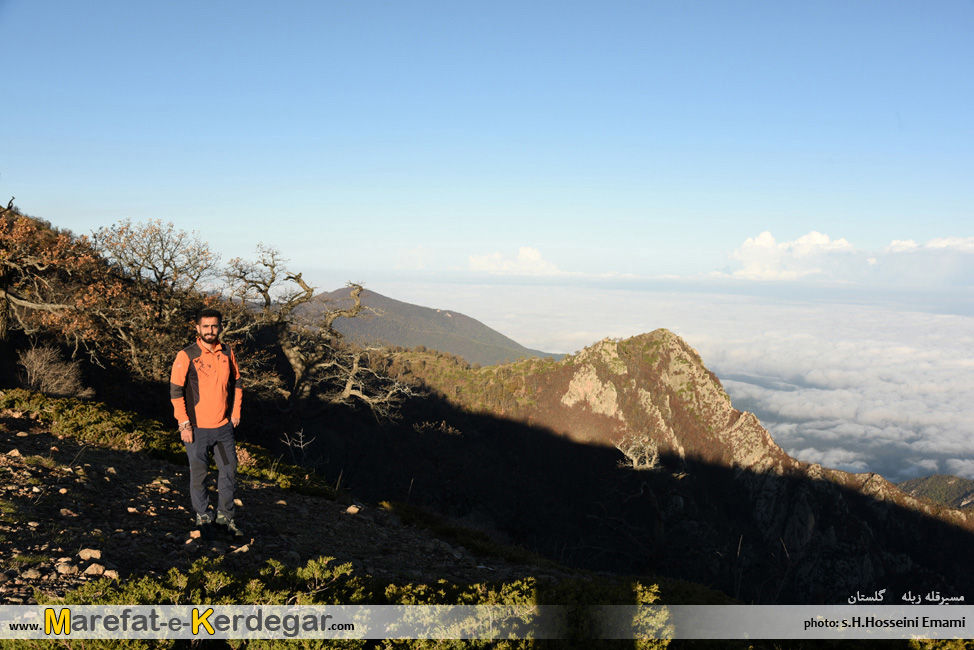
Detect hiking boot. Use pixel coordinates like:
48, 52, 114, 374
195, 512, 214, 540
214, 512, 244, 540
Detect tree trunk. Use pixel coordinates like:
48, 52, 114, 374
0, 298, 9, 343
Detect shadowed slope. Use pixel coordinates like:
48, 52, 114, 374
293, 329, 974, 604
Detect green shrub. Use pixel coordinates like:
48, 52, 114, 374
30, 554, 677, 649
0, 388, 179, 457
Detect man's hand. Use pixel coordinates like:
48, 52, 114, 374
180, 425, 194, 444
231, 418, 240, 428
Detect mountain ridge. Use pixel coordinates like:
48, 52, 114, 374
299, 288, 562, 366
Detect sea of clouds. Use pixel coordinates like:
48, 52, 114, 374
373, 279, 974, 484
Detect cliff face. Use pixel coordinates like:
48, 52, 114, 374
397, 329, 974, 603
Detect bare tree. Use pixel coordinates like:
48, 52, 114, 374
224, 245, 415, 417
615, 430, 661, 471
93, 219, 220, 298
88, 219, 220, 379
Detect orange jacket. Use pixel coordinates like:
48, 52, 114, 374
170, 339, 242, 429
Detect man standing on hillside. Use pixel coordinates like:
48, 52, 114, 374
170, 308, 244, 540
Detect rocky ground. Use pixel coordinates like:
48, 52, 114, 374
0, 408, 584, 605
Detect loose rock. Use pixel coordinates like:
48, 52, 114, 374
55, 563, 79, 576
83, 564, 105, 576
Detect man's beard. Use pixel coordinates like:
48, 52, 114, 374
202, 334, 219, 342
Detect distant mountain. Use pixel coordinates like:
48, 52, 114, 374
899, 474, 974, 509
300, 288, 562, 366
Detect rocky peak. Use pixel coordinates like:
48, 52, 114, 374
533, 330, 791, 473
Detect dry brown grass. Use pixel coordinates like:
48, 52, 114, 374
17, 345, 94, 399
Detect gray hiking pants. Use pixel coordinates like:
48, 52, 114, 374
184, 421, 237, 519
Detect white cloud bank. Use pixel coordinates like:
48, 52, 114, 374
888, 237, 974, 253
461, 232, 974, 289
674, 302, 974, 483
468, 247, 565, 276
725, 231, 974, 287
730, 231, 857, 280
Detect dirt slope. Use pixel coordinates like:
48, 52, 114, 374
0, 408, 583, 604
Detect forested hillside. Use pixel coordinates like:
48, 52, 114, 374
899, 474, 974, 509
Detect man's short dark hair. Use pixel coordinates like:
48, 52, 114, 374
197, 308, 223, 324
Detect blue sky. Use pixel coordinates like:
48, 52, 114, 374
3, 1, 974, 481
4, 1, 973, 280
